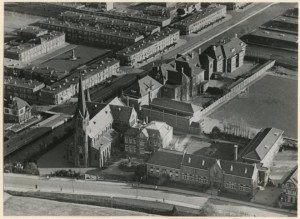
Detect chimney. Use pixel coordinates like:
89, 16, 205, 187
234, 145, 238, 161
230, 165, 233, 171
181, 67, 184, 73
126, 95, 129, 106
191, 52, 194, 59
212, 45, 216, 51
145, 116, 149, 124
235, 33, 238, 38
198, 48, 201, 55
188, 157, 191, 163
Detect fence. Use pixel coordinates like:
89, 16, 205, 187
200, 60, 275, 117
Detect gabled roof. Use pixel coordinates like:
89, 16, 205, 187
145, 121, 172, 139
5, 97, 31, 110
150, 98, 202, 115
242, 128, 284, 161
220, 37, 245, 59
110, 105, 134, 122
124, 75, 162, 99
220, 160, 255, 179
181, 153, 215, 170
147, 150, 183, 169
281, 165, 298, 187
86, 102, 106, 119
175, 51, 204, 76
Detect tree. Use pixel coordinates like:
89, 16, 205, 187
24, 162, 39, 175
171, 205, 179, 216
134, 164, 147, 181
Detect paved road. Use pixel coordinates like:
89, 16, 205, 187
4, 174, 296, 217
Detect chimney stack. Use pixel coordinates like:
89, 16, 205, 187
198, 48, 201, 55
235, 33, 238, 38
191, 52, 194, 59
234, 145, 238, 161
212, 45, 216, 51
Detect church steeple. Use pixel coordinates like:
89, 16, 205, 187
77, 74, 88, 118
85, 88, 91, 102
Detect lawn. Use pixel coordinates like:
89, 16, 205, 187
4, 195, 151, 216
209, 74, 297, 138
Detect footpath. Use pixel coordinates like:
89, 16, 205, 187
4, 173, 296, 216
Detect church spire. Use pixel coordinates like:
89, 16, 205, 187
77, 74, 87, 118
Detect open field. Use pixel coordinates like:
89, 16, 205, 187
209, 74, 297, 138
4, 195, 151, 216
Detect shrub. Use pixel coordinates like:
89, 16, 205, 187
24, 162, 39, 175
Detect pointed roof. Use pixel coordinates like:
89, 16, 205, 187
110, 105, 134, 122
76, 74, 88, 118
181, 153, 215, 170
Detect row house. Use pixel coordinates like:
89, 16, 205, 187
39, 58, 119, 105
147, 150, 259, 196
59, 11, 161, 37
4, 76, 45, 104
68, 76, 137, 168
124, 121, 173, 155
173, 5, 226, 35
5, 31, 65, 62
4, 97, 32, 124
279, 166, 297, 208
37, 18, 144, 48
116, 28, 180, 66
200, 35, 246, 74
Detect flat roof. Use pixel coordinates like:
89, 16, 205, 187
37, 45, 110, 72
174, 5, 226, 27
250, 29, 298, 43
273, 15, 298, 25
38, 18, 144, 40
116, 28, 179, 57
60, 11, 160, 34
18, 26, 48, 35
4, 76, 45, 89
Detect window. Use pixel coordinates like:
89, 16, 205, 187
4, 109, 9, 113
182, 173, 187, 180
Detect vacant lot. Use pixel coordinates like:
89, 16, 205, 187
4, 195, 151, 216
209, 74, 297, 138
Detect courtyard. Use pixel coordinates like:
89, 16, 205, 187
208, 74, 297, 138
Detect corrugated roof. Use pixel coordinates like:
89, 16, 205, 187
147, 150, 183, 169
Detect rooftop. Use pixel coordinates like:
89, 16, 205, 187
182, 153, 215, 170
4, 76, 45, 90
273, 15, 298, 25
5, 31, 64, 54
59, 11, 160, 35
4, 97, 31, 110
38, 18, 144, 40
250, 29, 298, 43
174, 4, 226, 27
220, 159, 255, 179
242, 128, 284, 162
41, 58, 119, 94
150, 98, 202, 115
147, 149, 183, 169
17, 26, 48, 36
280, 165, 298, 186
116, 28, 179, 57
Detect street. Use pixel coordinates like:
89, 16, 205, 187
4, 174, 296, 217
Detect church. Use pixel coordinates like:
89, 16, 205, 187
68, 75, 137, 168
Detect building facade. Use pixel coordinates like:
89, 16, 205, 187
4, 76, 45, 104
116, 28, 180, 66
37, 18, 144, 48
39, 58, 119, 105
68, 76, 135, 168
5, 31, 65, 62
279, 166, 297, 208
124, 121, 173, 155
200, 35, 246, 73
4, 97, 32, 124
173, 5, 226, 35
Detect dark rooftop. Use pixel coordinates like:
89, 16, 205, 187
147, 150, 183, 169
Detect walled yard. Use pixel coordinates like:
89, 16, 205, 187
208, 74, 297, 139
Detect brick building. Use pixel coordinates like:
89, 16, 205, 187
240, 127, 284, 185
5, 31, 65, 62
59, 11, 161, 37
147, 150, 259, 196
17, 26, 48, 39
200, 35, 246, 74
39, 58, 119, 105
4, 76, 45, 104
122, 75, 163, 114
68, 76, 136, 168
279, 165, 297, 208
141, 98, 202, 133
4, 97, 32, 124
173, 5, 226, 35
37, 18, 144, 48
116, 28, 180, 66
124, 121, 173, 155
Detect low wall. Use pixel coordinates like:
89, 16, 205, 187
6, 190, 203, 216
200, 60, 275, 117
